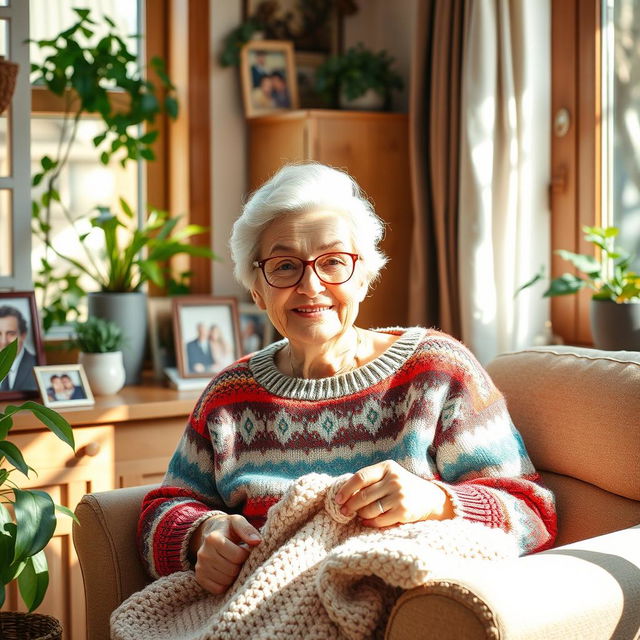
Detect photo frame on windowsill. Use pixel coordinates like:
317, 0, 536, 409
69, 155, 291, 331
173, 297, 242, 379
0, 291, 46, 401
240, 40, 299, 118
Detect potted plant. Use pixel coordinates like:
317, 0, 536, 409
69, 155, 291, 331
73, 317, 126, 395
30, 8, 216, 383
519, 225, 640, 350
314, 43, 404, 110
0, 340, 75, 639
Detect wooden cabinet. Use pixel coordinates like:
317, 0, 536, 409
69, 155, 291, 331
249, 110, 413, 329
0, 386, 200, 639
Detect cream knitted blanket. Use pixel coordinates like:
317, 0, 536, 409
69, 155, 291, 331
111, 473, 518, 640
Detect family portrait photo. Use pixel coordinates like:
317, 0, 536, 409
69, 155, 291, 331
33, 364, 94, 408
240, 40, 299, 117
173, 297, 242, 379
0, 291, 45, 400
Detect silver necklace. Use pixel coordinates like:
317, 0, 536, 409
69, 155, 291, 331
289, 329, 362, 378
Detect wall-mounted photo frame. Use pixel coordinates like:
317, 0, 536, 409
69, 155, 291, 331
0, 291, 46, 401
238, 302, 276, 355
173, 297, 242, 379
240, 40, 299, 117
33, 364, 95, 409
147, 296, 176, 381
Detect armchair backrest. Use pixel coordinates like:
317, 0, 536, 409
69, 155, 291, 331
486, 346, 640, 547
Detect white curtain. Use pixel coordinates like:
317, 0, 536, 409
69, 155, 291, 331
458, 0, 550, 364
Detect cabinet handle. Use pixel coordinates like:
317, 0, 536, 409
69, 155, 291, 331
78, 441, 101, 457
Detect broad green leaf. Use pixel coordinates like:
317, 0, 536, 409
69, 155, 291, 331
0, 414, 12, 440
14, 402, 74, 449
13, 489, 56, 562
544, 273, 587, 297
0, 441, 29, 476
18, 550, 49, 612
119, 197, 135, 219
164, 95, 179, 119
555, 250, 601, 278
0, 339, 17, 383
0, 582, 4, 608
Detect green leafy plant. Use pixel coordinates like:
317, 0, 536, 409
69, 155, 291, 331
314, 43, 404, 108
517, 226, 640, 302
0, 340, 76, 611
29, 8, 214, 330
73, 316, 124, 353
219, 18, 265, 67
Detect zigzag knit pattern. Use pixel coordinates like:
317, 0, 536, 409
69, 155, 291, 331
139, 327, 557, 578
114, 473, 519, 640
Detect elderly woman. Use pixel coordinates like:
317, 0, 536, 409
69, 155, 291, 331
139, 163, 556, 597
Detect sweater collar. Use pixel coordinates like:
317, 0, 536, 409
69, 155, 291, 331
249, 327, 425, 400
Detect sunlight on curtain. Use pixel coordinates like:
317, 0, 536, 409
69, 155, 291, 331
458, 0, 550, 364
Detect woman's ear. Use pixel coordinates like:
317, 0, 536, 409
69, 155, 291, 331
251, 287, 266, 310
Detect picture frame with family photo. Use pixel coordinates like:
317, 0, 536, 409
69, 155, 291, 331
173, 297, 242, 379
33, 364, 94, 409
0, 291, 46, 401
240, 40, 299, 117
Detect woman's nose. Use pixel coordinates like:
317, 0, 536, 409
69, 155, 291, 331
296, 264, 325, 296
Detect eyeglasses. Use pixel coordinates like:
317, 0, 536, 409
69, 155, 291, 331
253, 252, 360, 289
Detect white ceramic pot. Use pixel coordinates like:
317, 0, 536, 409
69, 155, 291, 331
79, 351, 126, 395
339, 88, 385, 111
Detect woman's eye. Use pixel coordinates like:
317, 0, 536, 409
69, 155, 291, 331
271, 260, 297, 272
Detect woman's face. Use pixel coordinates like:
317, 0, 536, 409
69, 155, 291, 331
251, 210, 367, 347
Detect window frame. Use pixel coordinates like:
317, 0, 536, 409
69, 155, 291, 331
30, 0, 212, 295
550, 0, 601, 345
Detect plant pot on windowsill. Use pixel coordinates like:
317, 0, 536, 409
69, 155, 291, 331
0, 612, 62, 640
590, 299, 640, 351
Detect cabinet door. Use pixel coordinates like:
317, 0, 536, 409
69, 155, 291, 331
114, 418, 186, 488
312, 113, 412, 329
1, 426, 114, 640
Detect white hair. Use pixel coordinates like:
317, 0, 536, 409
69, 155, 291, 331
230, 163, 388, 290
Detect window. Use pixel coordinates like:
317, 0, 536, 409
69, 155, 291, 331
551, 0, 640, 344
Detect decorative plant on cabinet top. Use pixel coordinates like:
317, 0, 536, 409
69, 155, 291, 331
30, 8, 214, 330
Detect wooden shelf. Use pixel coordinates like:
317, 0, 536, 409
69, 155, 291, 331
5, 383, 202, 432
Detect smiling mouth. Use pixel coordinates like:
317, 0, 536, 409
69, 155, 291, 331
292, 305, 333, 315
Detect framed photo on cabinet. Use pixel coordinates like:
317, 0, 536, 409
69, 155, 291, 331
0, 291, 45, 400
240, 40, 299, 117
173, 297, 242, 378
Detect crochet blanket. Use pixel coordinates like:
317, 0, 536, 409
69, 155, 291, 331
111, 474, 518, 640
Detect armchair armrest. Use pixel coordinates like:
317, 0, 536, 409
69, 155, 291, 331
73, 484, 157, 640
386, 525, 640, 640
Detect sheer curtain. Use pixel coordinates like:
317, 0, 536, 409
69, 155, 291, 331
458, 0, 551, 363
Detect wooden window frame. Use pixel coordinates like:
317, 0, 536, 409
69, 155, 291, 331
30, 0, 212, 293
550, 0, 601, 345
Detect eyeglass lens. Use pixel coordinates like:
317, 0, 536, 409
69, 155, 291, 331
263, 253, 355, 287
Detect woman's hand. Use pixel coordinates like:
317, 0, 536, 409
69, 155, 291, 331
189, 514, 261, 594
335, 460, 454, 527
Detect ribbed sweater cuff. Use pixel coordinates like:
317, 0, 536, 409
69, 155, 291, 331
433, 481, 506, 528
153, 503, 226, 576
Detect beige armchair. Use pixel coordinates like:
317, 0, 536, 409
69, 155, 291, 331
73, 346, 640, 639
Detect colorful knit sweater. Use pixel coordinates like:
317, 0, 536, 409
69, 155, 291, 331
139, 328, 557, 578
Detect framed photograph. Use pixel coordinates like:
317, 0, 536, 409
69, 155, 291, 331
243, 1, 342, 55
238, 302, 276, 355
147, 296, 176, 381
240, 40, 299, 117
0, 291, 46, 401
33, 364, 94, 409
173, 297, 242, 379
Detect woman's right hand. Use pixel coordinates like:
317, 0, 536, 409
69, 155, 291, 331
189, 514, 262, 594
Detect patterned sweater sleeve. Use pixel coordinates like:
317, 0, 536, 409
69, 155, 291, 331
137, 385, 225, 579
430, 340, 557, 554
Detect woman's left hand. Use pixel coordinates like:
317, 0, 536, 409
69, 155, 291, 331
335, 460, 454, 527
